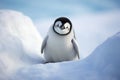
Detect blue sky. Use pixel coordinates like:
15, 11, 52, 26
0, 0, 120, 20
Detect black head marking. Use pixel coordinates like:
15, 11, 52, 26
53, 17, 72, 36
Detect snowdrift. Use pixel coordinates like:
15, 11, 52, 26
13, 32, 120, 80
0, 10, 43, 79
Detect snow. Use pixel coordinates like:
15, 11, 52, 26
0, 10, 44, 79
0, 10, 120, 80
12, 32, 120, 80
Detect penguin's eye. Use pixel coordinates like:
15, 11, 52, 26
55, 21, 62, 27
56, 24, 59, 27
64, 22, 70, 29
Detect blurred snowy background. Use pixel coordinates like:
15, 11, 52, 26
0, 0, 120, 80
0, 0, 120, 59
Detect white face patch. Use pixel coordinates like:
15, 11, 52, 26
55, 21, 62, 27
54, 21, 71, 35
64, 22, 70, 30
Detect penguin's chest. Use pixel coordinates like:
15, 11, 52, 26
45, 36, 75, 61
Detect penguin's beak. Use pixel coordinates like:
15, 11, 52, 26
60, 26, 65, 30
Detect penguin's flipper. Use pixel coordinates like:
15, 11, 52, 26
41, 35, 49, 54
72, 39, 80, 59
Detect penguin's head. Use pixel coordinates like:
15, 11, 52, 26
53, 17, 72, 36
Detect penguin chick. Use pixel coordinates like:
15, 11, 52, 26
41, 17, 80, 63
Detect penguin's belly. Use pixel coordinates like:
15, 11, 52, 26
44, 37, 77, 62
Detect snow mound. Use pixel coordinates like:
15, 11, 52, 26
0, 10, 44, 79
12, 32, 120, 80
